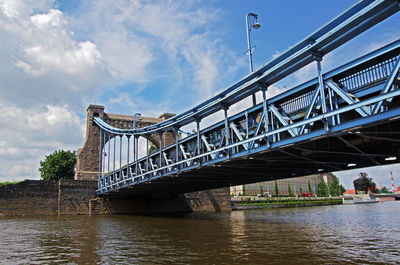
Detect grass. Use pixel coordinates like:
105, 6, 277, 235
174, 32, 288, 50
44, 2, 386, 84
241, 198, 343, 206
0, 180, 25, 187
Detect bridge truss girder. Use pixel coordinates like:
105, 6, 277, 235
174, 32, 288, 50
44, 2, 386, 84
93, 0, 400, 196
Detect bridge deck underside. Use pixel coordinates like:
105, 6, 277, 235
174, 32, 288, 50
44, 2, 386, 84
106, 118, 400, 197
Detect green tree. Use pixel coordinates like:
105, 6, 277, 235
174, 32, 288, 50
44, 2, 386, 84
242, 185, 246, 196
381, 186, 389, 193
259, 185, 263, 197
274, 180, 279, 196
39, 150, 76, 180
148, 142, 156, 155
317, 181, 329, 197
308, 180, 313, 196
353, 172, 376, 194
329, 174, 346, 196
288, 183, 292, 196
339, 184, 346, 195
299, 186, 303, 195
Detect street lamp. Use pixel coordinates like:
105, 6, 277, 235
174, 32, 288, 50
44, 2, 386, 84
133, 113, 141, 129
246, 12, 261, 105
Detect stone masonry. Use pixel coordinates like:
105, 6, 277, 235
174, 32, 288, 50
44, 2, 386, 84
0, 180, 231, 216
75, 105, 176, 181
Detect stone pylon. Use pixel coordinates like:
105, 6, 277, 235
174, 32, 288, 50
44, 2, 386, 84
75, 105, 175, 181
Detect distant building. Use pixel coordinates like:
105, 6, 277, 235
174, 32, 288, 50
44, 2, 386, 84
230, 173, 335, 196
343, 189, 356, 196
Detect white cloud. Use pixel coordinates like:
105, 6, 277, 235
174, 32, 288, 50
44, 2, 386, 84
1, 0, 53, 18
0, 102, 85, 180
69, 0, 243, 101
0, 1, 109, 110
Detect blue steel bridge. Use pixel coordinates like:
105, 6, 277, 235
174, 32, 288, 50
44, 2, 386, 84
95, 0, 400, 196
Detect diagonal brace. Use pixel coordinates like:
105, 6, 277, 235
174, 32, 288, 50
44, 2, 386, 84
230, 122, 249, 150
299, 87, 320, 135
372, 56, 400, 114
326, 80, 370, 117
269, 105, 298, 137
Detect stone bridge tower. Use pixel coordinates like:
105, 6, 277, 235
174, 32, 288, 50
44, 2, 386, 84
75, 105, 175, 181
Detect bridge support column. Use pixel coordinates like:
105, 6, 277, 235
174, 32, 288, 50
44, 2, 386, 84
260, 83, 270, 147
314, 52, 330, 132
222, 104, 231, 157
93, 187, 232, 214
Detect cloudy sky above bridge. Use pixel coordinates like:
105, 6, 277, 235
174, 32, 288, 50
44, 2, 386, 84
1, 0, 400, 189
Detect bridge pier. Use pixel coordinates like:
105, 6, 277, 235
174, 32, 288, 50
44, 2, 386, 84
89, 187, 232, 215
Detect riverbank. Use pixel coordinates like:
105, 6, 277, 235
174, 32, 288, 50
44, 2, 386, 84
231, 196, 343, 210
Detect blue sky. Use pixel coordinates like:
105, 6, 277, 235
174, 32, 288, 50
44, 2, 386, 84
0, 0, 399, 190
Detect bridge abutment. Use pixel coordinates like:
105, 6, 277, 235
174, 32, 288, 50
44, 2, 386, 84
89, 187, 232, 215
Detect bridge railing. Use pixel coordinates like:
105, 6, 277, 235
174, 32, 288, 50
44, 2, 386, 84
337, 55, 399, 92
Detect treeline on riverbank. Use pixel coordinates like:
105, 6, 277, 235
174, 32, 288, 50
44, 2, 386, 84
232, 196, 343, 210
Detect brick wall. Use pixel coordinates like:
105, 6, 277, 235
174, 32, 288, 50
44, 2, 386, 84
0, 180, 231, 216
0, 180, 98, 216
0, 180, 59, 216
58, 180, 99, 215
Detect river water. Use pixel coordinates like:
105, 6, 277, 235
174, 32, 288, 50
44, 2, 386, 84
0, 201, 399, 264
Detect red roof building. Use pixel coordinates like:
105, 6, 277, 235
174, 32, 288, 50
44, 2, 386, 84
343, 189, 355, 195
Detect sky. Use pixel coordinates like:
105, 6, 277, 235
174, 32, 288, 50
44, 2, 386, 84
0, 0, 399, 190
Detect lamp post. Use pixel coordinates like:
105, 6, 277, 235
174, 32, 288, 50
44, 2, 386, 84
133, 113, 141, 129
132, 113, 141, 174
246, 13, 261, 106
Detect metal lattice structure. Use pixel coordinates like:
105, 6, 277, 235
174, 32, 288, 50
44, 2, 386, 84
94, 0, 400, 196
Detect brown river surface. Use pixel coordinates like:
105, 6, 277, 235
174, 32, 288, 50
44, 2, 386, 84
0, 201, 399, 264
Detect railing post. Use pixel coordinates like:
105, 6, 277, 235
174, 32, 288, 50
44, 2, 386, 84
107, 132, 111, 179
260, 84, 270, 148
333, 92, 340, 125
119, 135, 122, 180
195, 118, 202, 164
113, 134, 116, 184
327, 86, 335, 125
134, 135, 138, 175
146, 135, 149, 175
174, 126, 180, 166
245, 111, 249, 138
102, 130, 106, 183
222, 104, 231, 157
132, 135, 138, 176
314, 51, 329, 131
159, 131, 163, 171
127, 135, 130, 177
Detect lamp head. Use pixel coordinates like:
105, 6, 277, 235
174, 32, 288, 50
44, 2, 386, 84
133, 112, 141, 129
252, 22, 260, 30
